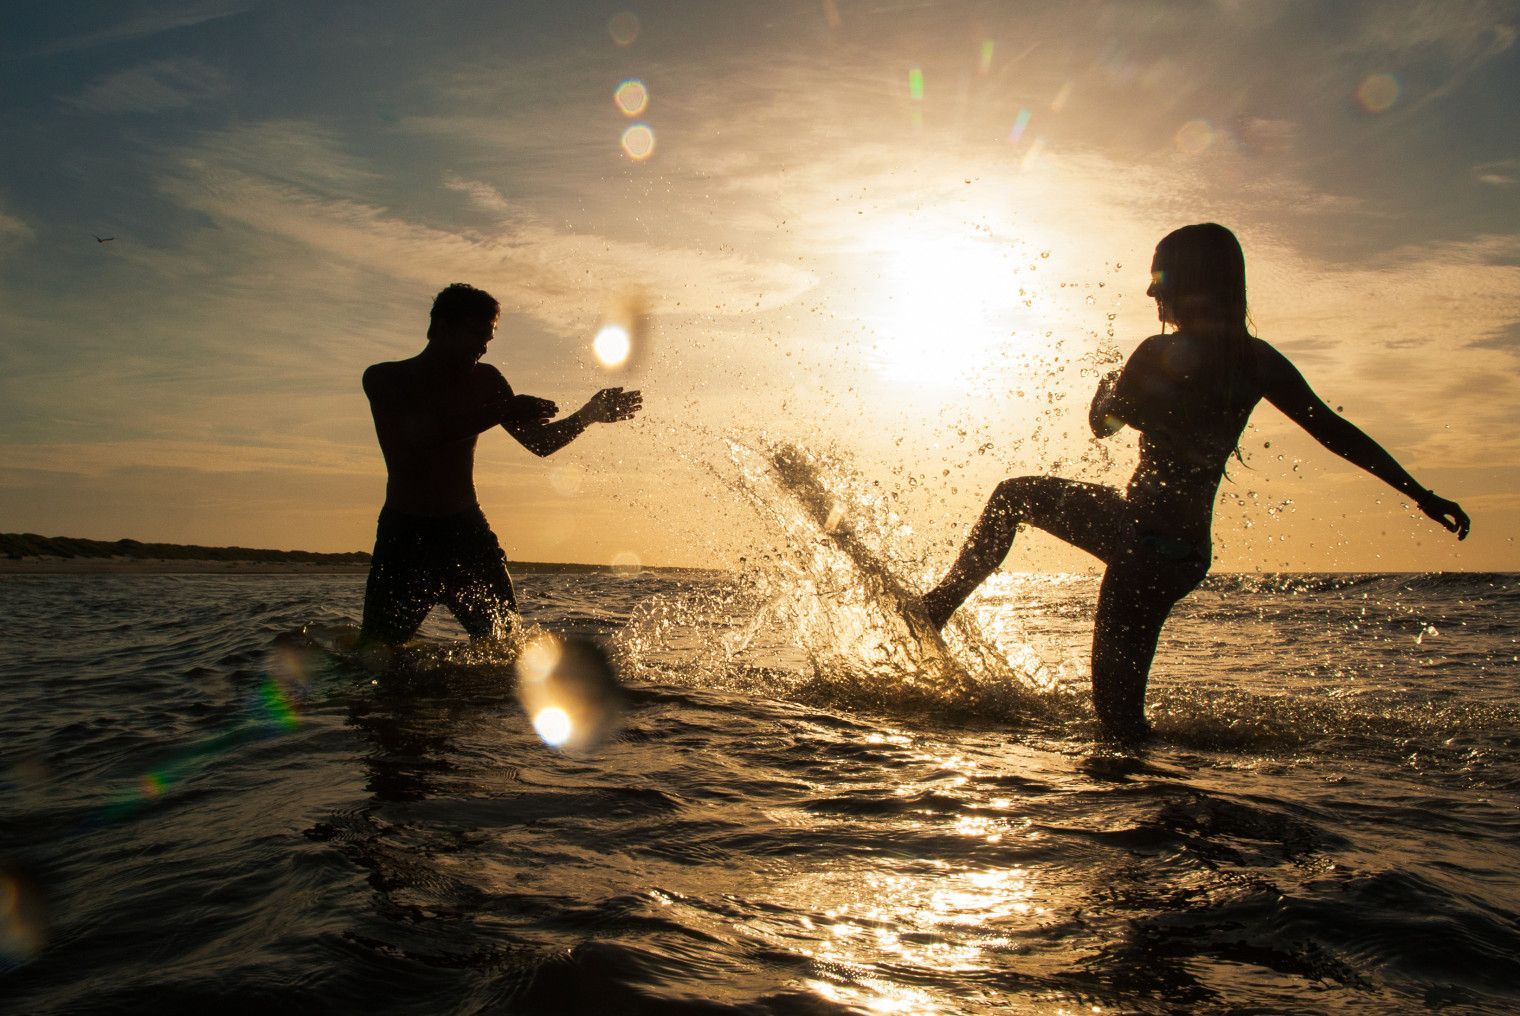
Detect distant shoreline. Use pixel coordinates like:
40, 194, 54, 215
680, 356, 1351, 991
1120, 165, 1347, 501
0, 556, 705, 577
0, 532, 705, 576
0, 558, 370, 575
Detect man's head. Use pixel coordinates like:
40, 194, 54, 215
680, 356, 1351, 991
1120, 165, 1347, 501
428, 283, 501, 362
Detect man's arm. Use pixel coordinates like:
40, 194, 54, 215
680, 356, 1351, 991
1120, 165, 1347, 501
504, 387, 643, 457
363, 363, 547, 456
1259, 343, 1469, 539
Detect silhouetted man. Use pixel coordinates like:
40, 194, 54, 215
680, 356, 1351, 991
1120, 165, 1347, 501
358, 282, 641, 655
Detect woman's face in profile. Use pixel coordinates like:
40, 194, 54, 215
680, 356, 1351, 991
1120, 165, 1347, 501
1146, 253, 1175, 326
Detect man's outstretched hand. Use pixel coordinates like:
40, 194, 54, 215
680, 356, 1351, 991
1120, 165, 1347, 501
583, 387, 643, 424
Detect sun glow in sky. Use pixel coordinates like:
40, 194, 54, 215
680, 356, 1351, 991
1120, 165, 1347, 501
868, 225, 1032, 385
0, 2, 1516, 571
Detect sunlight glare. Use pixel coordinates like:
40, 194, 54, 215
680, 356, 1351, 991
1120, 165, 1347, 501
867, 226, 1025, 386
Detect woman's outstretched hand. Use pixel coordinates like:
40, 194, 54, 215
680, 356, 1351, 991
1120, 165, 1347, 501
1420, 492, 1471, 540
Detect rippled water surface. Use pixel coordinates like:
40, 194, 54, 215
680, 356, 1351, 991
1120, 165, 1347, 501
3, 502, 1519, 1015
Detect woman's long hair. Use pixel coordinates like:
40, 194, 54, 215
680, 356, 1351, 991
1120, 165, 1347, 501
1151, 222, 1255, 466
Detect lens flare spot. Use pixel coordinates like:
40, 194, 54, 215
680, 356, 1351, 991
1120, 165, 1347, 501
1357, 73, 1400, 113
594, 324, 632, 367
1020, 136, 1045, 169
907, 67, 924, 101
515, 635, 626, 755
593, 293, 648, 371
257, 678, 299, 731
979, 40, 994, 74
1050, 80, 1073, 112
614, 78, 648, 117
621, 123, 655, 161
0, 865, 49, 965
517, 635, 562, 684
548, 461, 584, 497
608, 11, 640, 46
1175, 119, 1213, 155
532, 706, 573, 747
611, 551, 642, 574
1007, 109, 1032, 144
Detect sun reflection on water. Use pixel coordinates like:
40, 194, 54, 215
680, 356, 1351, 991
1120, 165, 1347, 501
783, 863, 1047, 1012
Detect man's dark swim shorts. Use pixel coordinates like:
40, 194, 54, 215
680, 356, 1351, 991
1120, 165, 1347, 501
359, 505, 518, 646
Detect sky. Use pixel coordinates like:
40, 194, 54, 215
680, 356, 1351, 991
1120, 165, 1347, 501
0, 0, 1517, 571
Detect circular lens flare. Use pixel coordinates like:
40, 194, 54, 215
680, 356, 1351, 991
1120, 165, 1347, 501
614, 79, 648, 117
621, 123, 655, 161
515, 635, 627, 755
1175, 119, 1213, 154
532, 707, 573, 747
1357, 73, 1400, 113
608, 12, 640, 46
594, 325, 632, 367
517, 636, 562, 684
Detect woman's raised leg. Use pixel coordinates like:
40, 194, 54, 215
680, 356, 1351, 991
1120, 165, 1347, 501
918, 476, 1127, 628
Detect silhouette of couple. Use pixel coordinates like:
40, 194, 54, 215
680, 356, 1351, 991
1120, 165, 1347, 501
360, 224, 1469, 739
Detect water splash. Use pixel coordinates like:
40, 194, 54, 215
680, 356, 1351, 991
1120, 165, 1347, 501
617, 438, 1080, 727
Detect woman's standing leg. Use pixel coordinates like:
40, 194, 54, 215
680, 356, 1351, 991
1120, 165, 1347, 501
919, 476, 1128, 628
1089, 553, 1206, 738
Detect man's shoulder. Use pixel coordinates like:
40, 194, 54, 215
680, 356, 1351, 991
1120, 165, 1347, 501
362, 359, 419, 402
363, 357, 415, 383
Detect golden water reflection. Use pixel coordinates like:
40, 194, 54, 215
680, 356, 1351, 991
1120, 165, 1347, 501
747, 860, 1051, 1014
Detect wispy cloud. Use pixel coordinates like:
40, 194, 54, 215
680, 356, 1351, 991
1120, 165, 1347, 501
444, 176, 513, 216
0, 207, 34, 245
1350, 0, 1517, 61
62, 57, 229, 114
1474, 159, 1519, 186
21, 2, 252, 59
158, 121, 818, 337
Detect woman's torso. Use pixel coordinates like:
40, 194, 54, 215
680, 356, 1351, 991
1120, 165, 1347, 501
1118, 331, 1267, 550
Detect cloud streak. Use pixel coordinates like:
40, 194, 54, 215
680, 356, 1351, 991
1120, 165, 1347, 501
63, 57, 229, 114
158, 121, 819, 337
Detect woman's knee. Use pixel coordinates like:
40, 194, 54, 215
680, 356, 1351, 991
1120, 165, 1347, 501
990, 475, 1040, 516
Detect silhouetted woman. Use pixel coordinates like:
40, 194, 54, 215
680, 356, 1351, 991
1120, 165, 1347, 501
917, 223, 1469, 739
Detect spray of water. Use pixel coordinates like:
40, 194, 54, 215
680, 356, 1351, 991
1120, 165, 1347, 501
616, 437, 1083, 727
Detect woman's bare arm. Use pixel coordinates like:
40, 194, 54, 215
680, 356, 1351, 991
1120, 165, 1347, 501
1088, 370, 1126, 437
1258, 342, 1469, 539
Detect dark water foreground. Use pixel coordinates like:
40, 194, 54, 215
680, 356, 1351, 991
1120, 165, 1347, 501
2, 564, 1517, 1015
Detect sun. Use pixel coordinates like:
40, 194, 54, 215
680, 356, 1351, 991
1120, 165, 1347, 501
865, 226, 1029, 385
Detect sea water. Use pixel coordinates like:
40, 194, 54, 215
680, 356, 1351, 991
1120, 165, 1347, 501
2, 454, 1517, 1013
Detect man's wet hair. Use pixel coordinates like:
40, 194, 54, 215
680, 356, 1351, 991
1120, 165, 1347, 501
429, 283, 501, 339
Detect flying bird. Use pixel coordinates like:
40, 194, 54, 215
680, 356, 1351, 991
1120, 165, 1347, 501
93, 235, 114, 243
